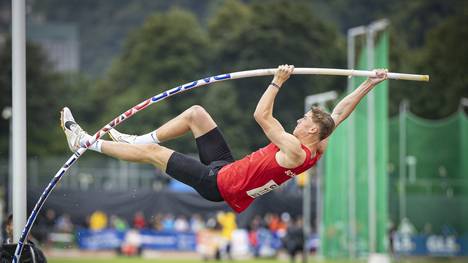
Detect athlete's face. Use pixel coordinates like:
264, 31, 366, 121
293, 111, 319, 138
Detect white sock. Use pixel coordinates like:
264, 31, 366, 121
134, 131, 160, 144
79, 134, 103, 153
88, 140, 103, 152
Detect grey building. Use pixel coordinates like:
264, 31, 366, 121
28, 23, 80, 72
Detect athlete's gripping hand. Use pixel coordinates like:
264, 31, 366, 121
272, 64, 295, 87
367, 68, 388, 86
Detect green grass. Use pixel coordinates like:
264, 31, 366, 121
48, 258, 468, 263
49, 259, 281, 263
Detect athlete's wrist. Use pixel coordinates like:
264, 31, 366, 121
270, 82, 281, 89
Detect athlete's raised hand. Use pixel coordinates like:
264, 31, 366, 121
272, 64, 294, 86
367, 68, 388, 86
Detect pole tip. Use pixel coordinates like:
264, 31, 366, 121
422, 75, 430, 82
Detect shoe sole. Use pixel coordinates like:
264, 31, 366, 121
60, 108, 65, 131
108, 129, 117, 142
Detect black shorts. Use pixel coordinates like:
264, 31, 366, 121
165, 127, 234, 202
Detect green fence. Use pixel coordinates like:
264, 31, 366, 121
323, 32, 389, 257
322, 29, 468, 257
388, 110, 468, 234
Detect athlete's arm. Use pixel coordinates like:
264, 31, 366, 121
318, 69, 388, 154
330, 69, 388, 128
254, 65, 304, 166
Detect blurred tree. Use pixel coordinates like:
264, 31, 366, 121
386, 1, 468, 118
0, 38, 90, 156
208, 0, 252, 71
209, 0, 345, 150
31, 0, 217, 77
390, 0, 461, 48
202, 82, 251, 158
94, 8, 211, 153
406, 12, 468, 118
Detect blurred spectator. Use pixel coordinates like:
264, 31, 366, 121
248, 226, 259, 257
89, 210, 108, 231
269, 214, 287, 237
441, 224, 457, 236
174, 215, 189, 232
190, 214, 205, 232
34, 209, 57, 243
150, 214, 163, 231
44, 209, 56, 230
162, 214, 175, 231
205, 216, 218, 229
2, 215, 13, 244
0, 214, 47, 262
110, 215, 128, 231
120, 229, 142, 256
217, 211, 237, 260
55, 213, 73, 233
398, 217, 416, 236
283, 218, 304, 263
423, 223, 433, 235
133, 211, 146, 230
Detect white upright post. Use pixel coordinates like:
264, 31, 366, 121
399, 101, 408, 221
366, 26, 377, 254
347, 25, 366, 258
12, 0, 27, 242
304, 91, 337, 262
367, 19, 389, 255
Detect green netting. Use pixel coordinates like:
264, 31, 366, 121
323, 32, 389, 257
323, 119, 350, 257
374, 32, 389, 253
323, 29, 468, 258
388, 111, 468, 234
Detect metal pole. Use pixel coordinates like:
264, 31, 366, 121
12, 0, 27, 243
2, 107, 13, 213
366, 26, 377, 254
303, 168, 312, 263
315, 102, 326, 260
366, 19, 389, 254
303, 101, 312, 263
399, 101, 408, 221
304, 91, 337, 262
347, 25, 366, 258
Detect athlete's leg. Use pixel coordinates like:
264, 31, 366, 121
100, 141, 173, 171
61, 107, 223, 201
110, 105, 217, 144
104, 142, 223, 201
156, 105, 217, 141
109, 105, 233, 164
156, 105, 234, 164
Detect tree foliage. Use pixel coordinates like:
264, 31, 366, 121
0, 38, 94, 156
92, 0, 345, 155
93, 8, 211, 153
2, 0, 466, 156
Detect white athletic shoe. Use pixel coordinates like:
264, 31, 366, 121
60, 107, 89, 152
108, 129, 137, 144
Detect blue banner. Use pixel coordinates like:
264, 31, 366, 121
139, 230, 197, 250
77, 229, 125, 250
393, 234, 468, 256
76, 229, 196, 251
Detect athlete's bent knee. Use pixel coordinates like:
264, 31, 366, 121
188, 105, 210, 122
140, 144, 164, 164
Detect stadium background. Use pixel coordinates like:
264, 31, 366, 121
0, 0, 467, 262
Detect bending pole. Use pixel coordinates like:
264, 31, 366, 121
12, 67, 429, 262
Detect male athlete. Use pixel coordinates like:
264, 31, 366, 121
61, 65, 388, 213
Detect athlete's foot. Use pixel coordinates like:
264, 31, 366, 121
60, 107, 90, 152
108, 129, 138, 144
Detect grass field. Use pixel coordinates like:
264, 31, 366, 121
49, 259, 281, 263
48, 257, 468, 263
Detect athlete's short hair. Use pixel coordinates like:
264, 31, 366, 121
310, 106, 335, 140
